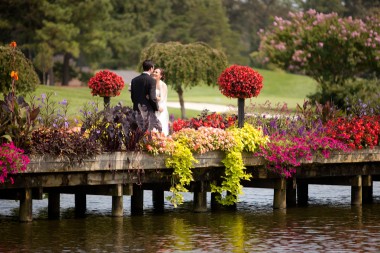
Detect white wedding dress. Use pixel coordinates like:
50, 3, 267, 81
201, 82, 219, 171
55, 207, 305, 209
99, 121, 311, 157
156, 80, 169, 135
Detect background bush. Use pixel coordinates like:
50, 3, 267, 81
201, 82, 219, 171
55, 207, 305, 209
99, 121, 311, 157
0, 45, 40, 95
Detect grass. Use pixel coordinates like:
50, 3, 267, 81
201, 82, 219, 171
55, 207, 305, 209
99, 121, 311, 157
30, 68, 318, 119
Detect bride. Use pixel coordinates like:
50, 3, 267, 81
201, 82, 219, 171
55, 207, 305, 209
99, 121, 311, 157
152, 68, 169, 135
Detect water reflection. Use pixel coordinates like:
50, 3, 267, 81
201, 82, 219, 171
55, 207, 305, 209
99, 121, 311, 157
1, 184, 380, 252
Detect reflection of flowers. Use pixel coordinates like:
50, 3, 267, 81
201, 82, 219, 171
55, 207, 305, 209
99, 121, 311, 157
88, 70, 125, 97
218, 65, 263, 99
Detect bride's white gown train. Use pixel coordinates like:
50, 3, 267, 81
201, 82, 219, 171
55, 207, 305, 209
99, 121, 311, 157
156, 80, 169, 136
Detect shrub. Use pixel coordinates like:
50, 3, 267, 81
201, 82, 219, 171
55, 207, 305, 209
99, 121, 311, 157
325, 115, 380, 149
30, 127, 101, 164
0, 44, 40, 95
257, 10, 380, 107
0, 93, 40, 152
0, 142, 30, 184
80, 102, 149, 151
172, 110, 237, 132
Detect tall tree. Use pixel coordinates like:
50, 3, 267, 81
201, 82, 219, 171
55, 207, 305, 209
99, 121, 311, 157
158, 0, 242, 64
140, 42, 228, 118
36, 0, 112, 85
0, 0, 44, 57
104, 0, 172, 68
222, 0, 294, 66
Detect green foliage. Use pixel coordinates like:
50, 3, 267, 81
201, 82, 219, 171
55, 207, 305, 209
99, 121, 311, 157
81, 102, 152, 151
141, 122, 269, 207
223, 0, 294, 65
165, 142, 197, 207
257, 10, 380, 107
0, 45, 40, 95
210, 123, 268, 205
141, 41, 227, 90
309, 78, 380, 109
0, 93, 40, 152
33, 92, 71, 128
35, 0, 113, 84
141, 41, 227, 118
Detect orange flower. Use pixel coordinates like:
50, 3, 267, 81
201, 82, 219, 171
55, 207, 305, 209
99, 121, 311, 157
10, 71, 19, 81
9, 41, 17, 48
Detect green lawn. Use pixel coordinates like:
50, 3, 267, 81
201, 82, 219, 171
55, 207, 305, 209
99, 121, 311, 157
31, 68, 317, 119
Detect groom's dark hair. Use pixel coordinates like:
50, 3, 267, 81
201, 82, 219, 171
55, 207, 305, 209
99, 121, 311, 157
142, 60, 154, 71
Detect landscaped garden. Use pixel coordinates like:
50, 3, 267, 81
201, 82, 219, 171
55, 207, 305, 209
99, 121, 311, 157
1, 10, 380, 208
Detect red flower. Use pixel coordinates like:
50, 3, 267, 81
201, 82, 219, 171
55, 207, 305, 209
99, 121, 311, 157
218, 65, 264, 99
9, 41, 17, 48
88, 70, 125, 97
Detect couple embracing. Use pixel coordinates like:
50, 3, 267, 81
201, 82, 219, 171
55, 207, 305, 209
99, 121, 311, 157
130, 60, 169, 136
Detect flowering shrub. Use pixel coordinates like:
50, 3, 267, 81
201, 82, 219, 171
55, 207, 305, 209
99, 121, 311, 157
0, 142, 30, 184
140, 130, 176, 156
248, 101, 349, 177
218, 65, 263, 99
172, 111, 237, 132
257, 10, 380, 107
172, 127, 237, 154
88, 70, 125, 97
140, 124, 269, 206
0, 41, 39, 95
325, 116, 380, 149
256, 133, 349, 178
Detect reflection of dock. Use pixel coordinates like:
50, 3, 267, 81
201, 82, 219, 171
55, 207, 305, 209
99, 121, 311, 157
1, 148, 380, 222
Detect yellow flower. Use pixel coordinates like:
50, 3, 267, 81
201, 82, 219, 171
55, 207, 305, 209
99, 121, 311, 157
10, 71, 19, 81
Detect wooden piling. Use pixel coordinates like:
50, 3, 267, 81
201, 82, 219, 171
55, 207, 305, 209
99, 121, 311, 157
273, 178, 286, 209
297, 183, 308, 206
362, 175, 373, 204
48, 192, 60, 219
286, 178, 297, 207
112, 184, 123, 217
75, 193, 87, 217
152, 189, 165, 213
19, 188, 33, 222
131, 185, 144, 215
193, 182, 207, 212
351, 175, 362, 205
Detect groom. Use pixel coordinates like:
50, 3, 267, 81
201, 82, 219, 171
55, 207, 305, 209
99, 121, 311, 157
130, 60, 161, 131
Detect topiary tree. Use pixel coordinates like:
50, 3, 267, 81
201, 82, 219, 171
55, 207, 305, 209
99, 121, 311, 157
0, 43, 40, 95
256, 9, 380, 107
140, 41, 228, 119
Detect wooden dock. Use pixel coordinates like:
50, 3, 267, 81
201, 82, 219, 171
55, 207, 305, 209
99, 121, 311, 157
1, 148, 380, 222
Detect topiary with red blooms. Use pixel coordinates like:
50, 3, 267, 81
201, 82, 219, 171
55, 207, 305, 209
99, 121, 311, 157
218, 65, 263, 99
88, 70, 125, 97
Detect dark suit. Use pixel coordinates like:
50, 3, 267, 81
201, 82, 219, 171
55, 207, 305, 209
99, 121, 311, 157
130, 72, 159, 112
130, 72, 161, 132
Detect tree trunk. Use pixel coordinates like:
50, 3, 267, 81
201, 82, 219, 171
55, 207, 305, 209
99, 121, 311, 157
48, 67, 55, 86
176, 86, 186, 119
42, 69, 46, 85
62, 53, 71, 86
238, 98, 245, 128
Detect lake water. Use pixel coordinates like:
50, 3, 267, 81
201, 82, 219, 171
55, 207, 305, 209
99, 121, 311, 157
1, 183, 380, 252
